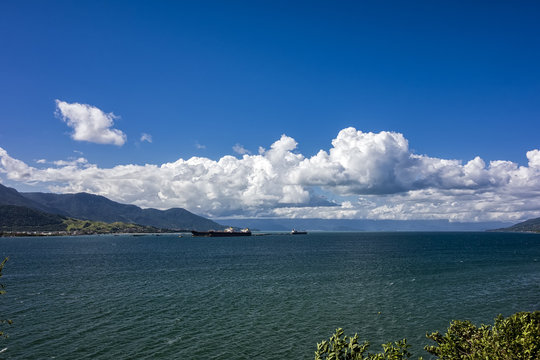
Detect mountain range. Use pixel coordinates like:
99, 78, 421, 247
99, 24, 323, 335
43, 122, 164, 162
221, 218, 516, 232
2, 183, 537, 233
0, 204, 66, 231
0, 183, 224, 231
490, 217, 540, 233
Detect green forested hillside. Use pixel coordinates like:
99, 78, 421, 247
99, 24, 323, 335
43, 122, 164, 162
0, 183, 224, 230
22, 191, 224, 230
491, 217, 540, 232
0, 205, 163, 234
63, 218, 162, 234
0, 205, 66, 231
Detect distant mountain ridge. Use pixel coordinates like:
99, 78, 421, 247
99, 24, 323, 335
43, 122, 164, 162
0, 184, 225, 230
1, 183, 526, 232
490, 217, 540, 233
220, 218, 515, 232
0, 183, 58, 213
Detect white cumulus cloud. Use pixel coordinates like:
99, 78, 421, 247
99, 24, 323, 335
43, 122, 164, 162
55, 100, 127, 146
1, 127, 540, 221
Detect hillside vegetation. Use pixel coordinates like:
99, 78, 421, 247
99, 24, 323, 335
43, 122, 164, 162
22, 190, 224, 230
0, 205, 66, 231
0, 183, 225, 231
63, 218, 161, 234
491, 217, 540, 233
0, 205, 163, 235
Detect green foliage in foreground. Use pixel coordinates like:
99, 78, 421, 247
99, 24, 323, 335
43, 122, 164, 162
315, 328, 412, 360
425, 311, 539, 359
315, 312, 539, 360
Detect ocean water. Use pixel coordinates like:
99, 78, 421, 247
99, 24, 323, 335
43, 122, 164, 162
0, 232, 538, 359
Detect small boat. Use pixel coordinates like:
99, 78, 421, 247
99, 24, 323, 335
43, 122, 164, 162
291, 229, 307, 235
191, 227, 252, 237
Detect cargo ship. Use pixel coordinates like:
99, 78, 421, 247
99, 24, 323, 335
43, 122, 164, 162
191, 227, 251, 237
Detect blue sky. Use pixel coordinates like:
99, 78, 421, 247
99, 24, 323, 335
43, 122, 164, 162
1, 1, 540, 221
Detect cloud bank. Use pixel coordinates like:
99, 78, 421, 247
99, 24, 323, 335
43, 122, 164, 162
55, 100, 127, 146
1, 127, 540, 221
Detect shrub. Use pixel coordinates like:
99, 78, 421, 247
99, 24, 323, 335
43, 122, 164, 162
315, 312, 539, 360
425, 311, 540, 359
314, 328, 412, 360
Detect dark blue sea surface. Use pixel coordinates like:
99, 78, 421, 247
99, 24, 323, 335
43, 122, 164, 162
0, 232, 539, 359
